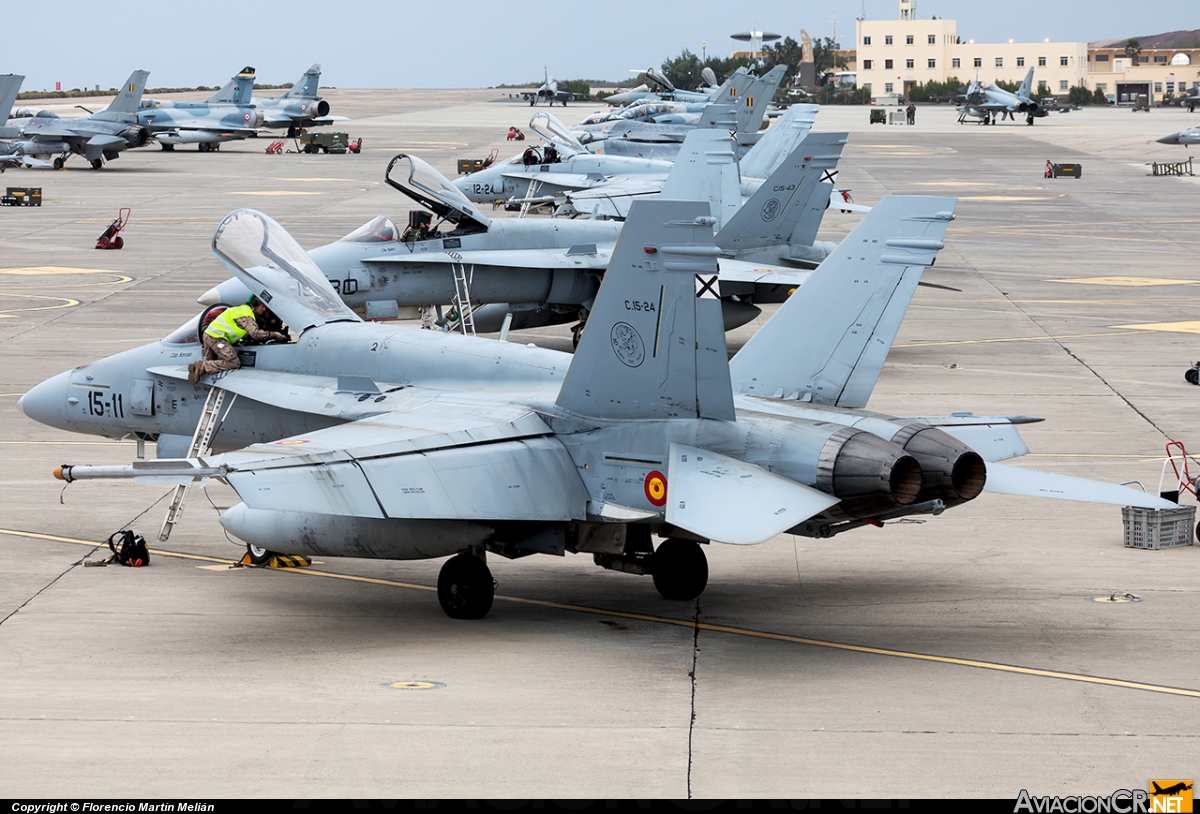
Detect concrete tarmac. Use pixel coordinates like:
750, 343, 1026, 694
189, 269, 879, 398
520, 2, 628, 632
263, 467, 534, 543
1, 92, 1198, 798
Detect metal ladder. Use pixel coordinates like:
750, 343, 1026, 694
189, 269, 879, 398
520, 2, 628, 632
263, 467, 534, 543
519, 179, 543, 218
157, 385, 235, 542
449, 263, 476, 336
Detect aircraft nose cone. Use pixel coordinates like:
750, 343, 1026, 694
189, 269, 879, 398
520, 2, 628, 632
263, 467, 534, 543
1158, 132, 1181, 144
197, 285, 222, 306
18, 370, 73, 431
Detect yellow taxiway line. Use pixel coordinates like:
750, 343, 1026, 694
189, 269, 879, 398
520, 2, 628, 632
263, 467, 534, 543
3, 527, 1198, 700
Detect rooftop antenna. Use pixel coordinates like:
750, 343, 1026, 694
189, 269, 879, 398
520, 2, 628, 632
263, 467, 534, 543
831, 12, 838, 48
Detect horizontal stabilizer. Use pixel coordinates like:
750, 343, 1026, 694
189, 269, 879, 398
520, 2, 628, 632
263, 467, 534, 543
983, 463, 1175, 509
739, 103, 819, 180
666, 444, 839, 544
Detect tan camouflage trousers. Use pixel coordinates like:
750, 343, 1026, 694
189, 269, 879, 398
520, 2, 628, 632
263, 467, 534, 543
200, 333, 242, 374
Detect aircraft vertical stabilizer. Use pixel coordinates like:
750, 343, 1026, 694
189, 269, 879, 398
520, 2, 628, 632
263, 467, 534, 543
282, 65, 321, 99
208, 67, 256, 105
0, 74, 24, 120
556, 199, 735, 421
660, 130, 741, 227
105, 71, 150, 115
729, 196, 956, 408
1018, 67, 1035, 100
736, 65, 787, 136
738, 103, 819, 180
716, 132, 847, 252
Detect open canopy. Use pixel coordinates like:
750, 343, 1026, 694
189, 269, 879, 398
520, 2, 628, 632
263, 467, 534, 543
384, 153, 490, 232
211, 208, 361, 333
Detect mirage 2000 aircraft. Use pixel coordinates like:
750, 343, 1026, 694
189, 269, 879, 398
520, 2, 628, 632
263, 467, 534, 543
26, 199, 1169, 619
137, 66, 263, 151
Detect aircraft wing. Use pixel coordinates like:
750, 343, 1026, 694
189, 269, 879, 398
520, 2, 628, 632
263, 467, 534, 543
86, 134, 126, 149
371, 246, 612, 271
498, 171, 613, 193
717, 260, 812, 288
203, 396, 588, 522
983, 462, 1174, 510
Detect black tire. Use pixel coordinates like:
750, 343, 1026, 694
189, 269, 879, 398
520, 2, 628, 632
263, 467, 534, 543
246, 543, 275, 566
1185, 367, 1199, 385
437, 554, 494, 619
90, 158, 103, 169
53, 157, 64, 170
652, 538, 708, 601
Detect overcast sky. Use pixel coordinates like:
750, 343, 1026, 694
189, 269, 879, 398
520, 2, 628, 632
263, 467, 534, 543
9, 0, 1195, 91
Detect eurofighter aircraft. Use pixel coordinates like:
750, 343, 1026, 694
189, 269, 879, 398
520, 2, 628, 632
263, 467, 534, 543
1157, 125, 1200, 146
26, 199, 1169, 619
957, 68, 1048, 125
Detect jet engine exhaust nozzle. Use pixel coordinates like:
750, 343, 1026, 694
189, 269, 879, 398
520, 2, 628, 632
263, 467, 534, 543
816, 427, 924, 518
891, 424, 987, 507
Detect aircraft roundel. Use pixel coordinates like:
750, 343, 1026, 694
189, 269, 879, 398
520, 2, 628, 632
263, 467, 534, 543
244, 112, 251, 121
644, 470, 667, 507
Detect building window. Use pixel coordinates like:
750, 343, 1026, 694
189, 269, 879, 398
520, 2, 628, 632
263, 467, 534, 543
906, 59, 914, 69
885, 59, 893, 69
1038, 57, 1046, 67
863, 59, 873, 70
1060, 80, 1069, 90
973, 57, 982, 68
863, 83, 872, 92
952, 58, 960, 68
1137, 56, 1149, 63
863, 36, 871, 46
1096, 54, 1109, 62
1154, 82, 1163, 93
928, 34, 936, 45
906, 35, 914, 45
1060, 56, 1069, 66
885, 35, 893, 45
1096, 83, 1106, 91
885, 83, 894, 93
1167, 81, 1175, 93
928, 59, 936, 69
1017, 57, 1025, 67
1154, 56, 1167, 63
995, 57, 1003, 68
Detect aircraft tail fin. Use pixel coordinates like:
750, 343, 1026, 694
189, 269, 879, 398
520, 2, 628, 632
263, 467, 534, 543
1018, 67, 1035, 100
716, 132, 847, 252
0, 74, 24, 119
729, 196, 956, 408
282, 64, 321, 99
660, 130, 741, 227
555, 199, 734, 421
737, 103, 819, 180
208, 67, 256, 105
735, 64, 787, 135
106, 71, 150, 115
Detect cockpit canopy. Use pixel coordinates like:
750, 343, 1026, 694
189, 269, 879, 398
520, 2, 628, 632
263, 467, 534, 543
384, 153, 490, 233
14, 108, 58, 119
529, 112, 581, 155
212, 208, 360, 332
340, 215, 398, 243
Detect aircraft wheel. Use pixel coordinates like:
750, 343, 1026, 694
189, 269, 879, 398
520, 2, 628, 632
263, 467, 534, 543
1027, 116, 1034, 125
161, 144, 174, 151
652, 538, 708, 601
53, 157, 65, 170
90, 158, 103, 169
1185, 367, 1199, 385
245, 543, 276, 566
437, 553, 495, 619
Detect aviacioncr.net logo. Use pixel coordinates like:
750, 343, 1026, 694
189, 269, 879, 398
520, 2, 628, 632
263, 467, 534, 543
1015, 789, 1151, 814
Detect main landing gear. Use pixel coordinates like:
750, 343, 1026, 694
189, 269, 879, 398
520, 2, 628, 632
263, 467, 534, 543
651, 538, 709, 601
437, 551, 495, 619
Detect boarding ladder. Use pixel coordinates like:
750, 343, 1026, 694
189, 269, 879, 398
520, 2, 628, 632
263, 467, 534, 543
449, 263, 477, 336
519, 179, 544, 218
157, 385, 236, 542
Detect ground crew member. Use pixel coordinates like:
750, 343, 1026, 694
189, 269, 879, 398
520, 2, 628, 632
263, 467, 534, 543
188, 297, 286, 384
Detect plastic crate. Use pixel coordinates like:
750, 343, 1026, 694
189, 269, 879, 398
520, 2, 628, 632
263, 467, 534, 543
1122, 504, 1195, 550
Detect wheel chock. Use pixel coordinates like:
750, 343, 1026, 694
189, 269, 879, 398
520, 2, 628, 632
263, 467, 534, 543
237, 553, 312, 568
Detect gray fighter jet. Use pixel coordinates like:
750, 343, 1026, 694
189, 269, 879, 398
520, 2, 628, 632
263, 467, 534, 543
1157, 125, 1200, 146
601, 66, 724, 107
200, 133, 847, 337
250, 64, 343, 136
957, 68, 1048, 126
0, 74, 49, 170
25, 199, 1169, 619
6, 70, 151, 168
137, 67, 263, 151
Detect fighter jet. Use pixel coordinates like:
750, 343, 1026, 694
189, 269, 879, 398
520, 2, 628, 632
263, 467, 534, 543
521, 68, 589, 106
1157, 125, 1200, 146
455, 101, 817, 212
200, 131, 847, 337
957, 68, 1048, 126
602, 66, 724, 107
27, 199, 1170, 619
5, 70, 151, 168
1179, 86, 1199, 113
0, 74, 49, 170
244, 64, 342, 136
137, 67, 264, 151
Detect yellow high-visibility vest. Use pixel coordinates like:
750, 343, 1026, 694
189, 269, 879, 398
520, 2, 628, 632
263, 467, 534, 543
204, 304, 254, 344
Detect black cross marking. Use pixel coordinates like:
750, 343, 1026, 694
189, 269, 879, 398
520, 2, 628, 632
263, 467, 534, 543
820, 169, 839, 184
695, 275, 719, 299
